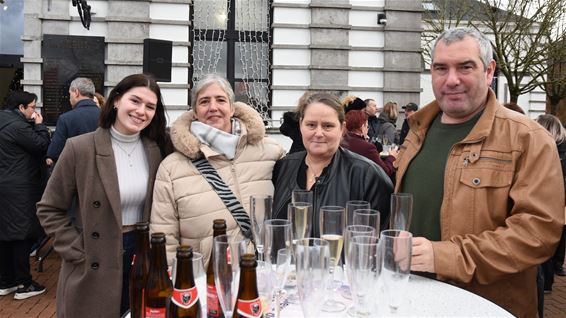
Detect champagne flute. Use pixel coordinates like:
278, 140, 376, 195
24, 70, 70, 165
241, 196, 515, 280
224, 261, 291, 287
295, 238, 331, 318
352, 209, 381, 234
345, 200, 370, 226
390, 193, 413, 231
192, 252, 207, 313
349, 235, 380, 317
320, 206, 346, 312
342, 225, 375, 312
380, 229, 413, 313
263, 219, 293, 318
256, 260, 274, 316
288, 202, 312, 243
213, 235, 248, 318
250, 195, 273, 261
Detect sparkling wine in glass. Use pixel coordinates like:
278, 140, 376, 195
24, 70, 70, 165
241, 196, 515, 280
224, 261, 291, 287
320, 205, 347, 312
287, 202, 312, 243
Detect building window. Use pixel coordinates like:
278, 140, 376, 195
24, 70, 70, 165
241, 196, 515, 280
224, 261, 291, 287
190, 0, 271, 123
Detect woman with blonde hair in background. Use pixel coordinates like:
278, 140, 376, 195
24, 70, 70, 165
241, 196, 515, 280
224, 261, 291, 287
375, 101, 399, 145
536, 114, 566, 293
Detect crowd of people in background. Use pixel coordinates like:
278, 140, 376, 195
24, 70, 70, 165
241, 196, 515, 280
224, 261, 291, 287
1, 26, 566, 318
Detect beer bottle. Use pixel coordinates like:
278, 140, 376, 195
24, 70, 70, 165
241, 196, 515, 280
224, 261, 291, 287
207, 219, 227, 318
168, 246, 201, 318
145, 232, 173, 318
129, 222, 151, 318
232, 254, 263, 318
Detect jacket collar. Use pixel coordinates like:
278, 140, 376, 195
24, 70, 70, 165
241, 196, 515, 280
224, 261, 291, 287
170, 102, 266, 160
74, 99, 98, 109
409, 89, 499, 144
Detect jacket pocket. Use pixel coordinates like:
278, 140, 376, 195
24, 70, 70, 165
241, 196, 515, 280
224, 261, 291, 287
459, 168, 513, 189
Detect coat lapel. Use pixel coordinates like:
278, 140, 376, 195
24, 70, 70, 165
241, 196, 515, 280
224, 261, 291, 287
94, 129, 123, 227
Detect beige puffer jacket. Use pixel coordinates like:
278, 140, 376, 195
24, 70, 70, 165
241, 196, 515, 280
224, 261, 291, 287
150, 102, 285, 265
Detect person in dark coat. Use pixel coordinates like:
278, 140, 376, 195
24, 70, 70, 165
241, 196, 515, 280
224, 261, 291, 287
280, 111, 305, 154
342, 109, 396, 180
45, 77, 101, 167
536, 114, 566, 293
399, 102, 419, 145
0, 91, 50, 299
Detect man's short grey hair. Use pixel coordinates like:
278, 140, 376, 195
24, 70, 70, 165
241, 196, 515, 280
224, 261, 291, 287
70, 77, 95, 98
432, 27, 493, 70
191, 74, 235, 108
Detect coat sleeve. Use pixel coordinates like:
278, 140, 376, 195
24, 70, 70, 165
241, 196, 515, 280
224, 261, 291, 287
36, 139, 84, 264
432, 128, 565, 284
46, 115, 69, 161
12, 122, 50, 156
150, 162, 181, 264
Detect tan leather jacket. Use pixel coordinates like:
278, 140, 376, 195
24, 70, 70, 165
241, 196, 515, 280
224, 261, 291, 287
394, 90, 565, 318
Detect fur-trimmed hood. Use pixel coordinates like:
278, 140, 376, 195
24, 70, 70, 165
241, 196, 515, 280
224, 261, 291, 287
170, 102, 266, 159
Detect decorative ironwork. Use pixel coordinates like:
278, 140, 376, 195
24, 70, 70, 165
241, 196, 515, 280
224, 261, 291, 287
72, 0, 91, 30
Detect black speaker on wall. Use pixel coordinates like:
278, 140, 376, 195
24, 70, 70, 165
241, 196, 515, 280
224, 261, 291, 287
143, 38, 172, 82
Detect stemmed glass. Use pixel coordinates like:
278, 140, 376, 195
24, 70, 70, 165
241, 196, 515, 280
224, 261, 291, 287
319, 206, 346, 312
213, 235, 249, 318
263, 219, 293, 318
390, 193, 413, 230
380, 229, 413, 313
349, 235, 381, 317
295, 238, 331, 318
353, 209, 381, 234
345, 200, 370, 226
250, 195, 273, 261
256, 260, 274, 316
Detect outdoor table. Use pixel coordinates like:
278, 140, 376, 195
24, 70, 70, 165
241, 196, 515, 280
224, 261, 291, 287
269, 274, 513, 317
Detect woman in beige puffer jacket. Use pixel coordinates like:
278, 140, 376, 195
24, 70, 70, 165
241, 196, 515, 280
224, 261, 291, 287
150, 75, 285, 265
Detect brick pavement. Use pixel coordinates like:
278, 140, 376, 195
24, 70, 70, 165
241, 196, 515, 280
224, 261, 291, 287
1, 247, 565, 317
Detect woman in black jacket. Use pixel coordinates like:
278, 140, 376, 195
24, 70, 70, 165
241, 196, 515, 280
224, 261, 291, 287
536, 114, 566, 292
0, 91, 50, 299
272, 92, 393, 237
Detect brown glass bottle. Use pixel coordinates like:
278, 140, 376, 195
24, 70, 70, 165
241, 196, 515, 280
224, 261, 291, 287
168, 246, 201, 318
129, 222, 151, 318
207, 219, 227, 318
145, 232, 173, 318
232, 254, 263, 318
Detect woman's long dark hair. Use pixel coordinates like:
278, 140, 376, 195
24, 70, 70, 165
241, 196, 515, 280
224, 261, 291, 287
99, 73, 172, 157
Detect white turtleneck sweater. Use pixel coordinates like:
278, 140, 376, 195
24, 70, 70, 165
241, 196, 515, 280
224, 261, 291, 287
110, 126, 149, 226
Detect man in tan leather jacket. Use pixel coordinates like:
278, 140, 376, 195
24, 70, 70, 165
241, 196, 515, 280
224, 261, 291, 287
394, 27, 564, 317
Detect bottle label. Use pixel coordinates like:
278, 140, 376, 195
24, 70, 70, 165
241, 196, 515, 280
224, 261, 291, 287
207, 283, 222, 317
236, 297, 263, 318
145, 307, 166, 318
171, 286, 199, 309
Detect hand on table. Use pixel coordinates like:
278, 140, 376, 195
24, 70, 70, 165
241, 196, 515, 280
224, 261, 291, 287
411, 237, 435, 273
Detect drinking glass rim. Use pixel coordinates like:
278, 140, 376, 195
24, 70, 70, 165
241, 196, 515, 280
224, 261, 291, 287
320, 205, 345, 212
264, 219, 292, 227
391, 193, 413, 198
295, 237, 329, 247
250, 194, 273, 200
353, 208, 380, 215
350, 235, 379, 245
346, 200, 370, 206
288, 201, 312, 208
380, 229, 412, 238
345, 224, 376, 233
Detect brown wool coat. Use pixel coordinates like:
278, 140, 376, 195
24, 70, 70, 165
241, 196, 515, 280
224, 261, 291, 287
37, 128, 162, 318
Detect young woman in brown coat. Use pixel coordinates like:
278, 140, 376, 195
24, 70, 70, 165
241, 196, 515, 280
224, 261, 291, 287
37, 74, 170, 317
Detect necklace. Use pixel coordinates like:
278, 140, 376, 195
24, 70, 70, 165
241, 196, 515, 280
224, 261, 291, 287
305, 157, 329, 184
114, 138, 140, 167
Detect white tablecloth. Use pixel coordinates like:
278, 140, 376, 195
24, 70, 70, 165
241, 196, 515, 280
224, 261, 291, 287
268, 274, 513, 317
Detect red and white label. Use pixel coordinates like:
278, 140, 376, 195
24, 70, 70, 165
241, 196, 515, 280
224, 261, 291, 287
207, 284, 222, 317
145, 307, 166, 318
171, 286, 199, 309
236, 297, 263, 318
